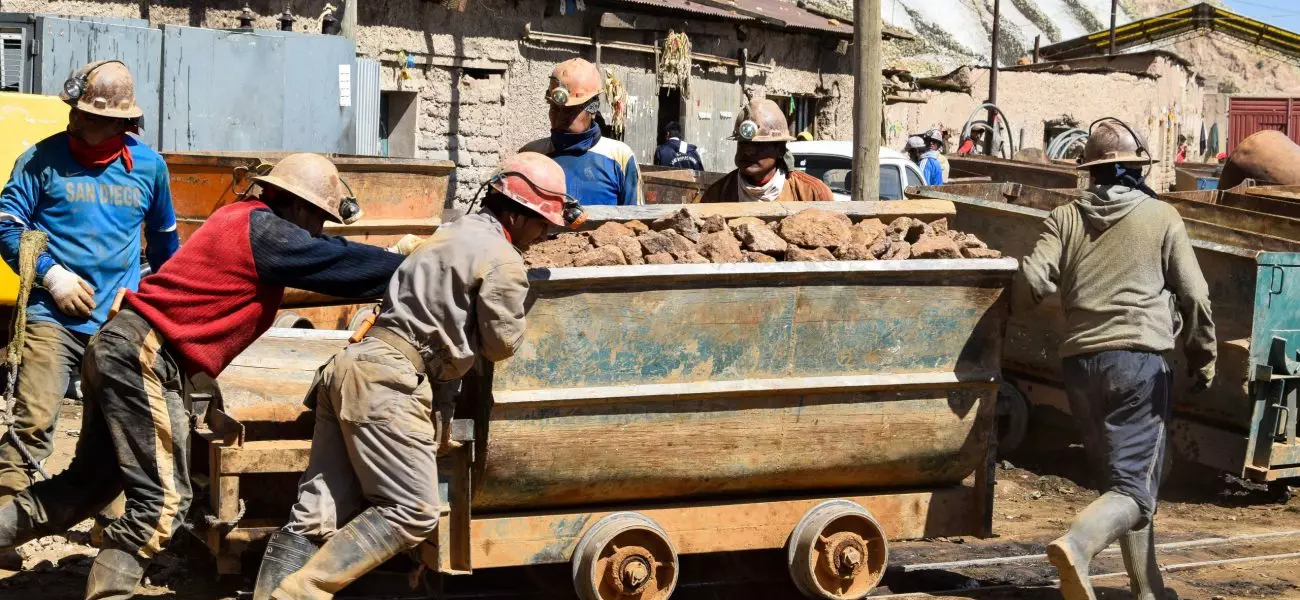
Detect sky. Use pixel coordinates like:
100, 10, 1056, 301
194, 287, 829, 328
1224, 0, 1300, 33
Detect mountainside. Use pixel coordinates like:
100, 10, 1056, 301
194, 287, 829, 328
869, 0, 1295, 94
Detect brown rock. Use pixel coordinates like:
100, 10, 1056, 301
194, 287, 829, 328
645, 252, 675, 265
571, 245, 628, 267
787, 246, 836, 262
888, 217, 927, 243
834, 243, 878, 260
697, 230, 745, 264
746, 252, 778, 263
662, 229, 700, 259
700, 214, 728, 234
727, 216, 768, 232
778, 208, 853, 248
614, 236, 645, 265
638, 231, 675, 255
869, 236, 892, 259
522, 234, 590, 268
678, 251, 711, 264
588, 222, 635, 247
960, 234, 989, 249
882, 240, 912, 260
624, 220, 650, 234
963, 247, 1003, 259
856, 218, 887, 237
929, 218, 949, 236
735, 222, 788, 254
651, 208, 701, 242
910, 235, 962, 259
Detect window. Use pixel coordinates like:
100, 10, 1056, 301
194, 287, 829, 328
0, 31, 23, 92
904, 165, 924, 189
380, 91, 417, 158
768, 94, 819, 138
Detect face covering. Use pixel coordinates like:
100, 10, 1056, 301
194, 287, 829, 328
738, 167, 786, 202
1093, 162, 1157, 197
67, 131, 133, 172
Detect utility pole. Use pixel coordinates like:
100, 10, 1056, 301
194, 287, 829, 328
985, 0, 1001, 156
341, 0, 358, 41
1109, 0, 1118, 55
853, 0, 883, 202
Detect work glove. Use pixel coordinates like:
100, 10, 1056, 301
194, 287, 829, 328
1189, 363, 1214, 395
43, 264, 96, 318
387, 234, 426, 256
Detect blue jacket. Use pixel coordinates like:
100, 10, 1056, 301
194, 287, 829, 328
0, 133, 179, 334
654, 138, 703, 171
522, 125, 643, 206
919, 151, 945, 186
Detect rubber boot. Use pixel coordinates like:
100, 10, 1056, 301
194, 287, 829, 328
0, 496, 39, 550
252, 530, 319, 600
271, 507, 407, 600
84, 546, 149, 600
1120, 522, 1166, 600
1046, 492, 1142, 600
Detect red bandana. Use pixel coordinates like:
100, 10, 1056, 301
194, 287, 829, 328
67, 132, 133, 172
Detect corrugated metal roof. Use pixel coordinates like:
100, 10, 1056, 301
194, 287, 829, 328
598, 0, 908, 39
605, 0, 747, 21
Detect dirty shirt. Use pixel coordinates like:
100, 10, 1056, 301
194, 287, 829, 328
522, 125, 644, 206
1014, 185, 1216, 382
0, 132, 178, 335
374, 211, 529, 382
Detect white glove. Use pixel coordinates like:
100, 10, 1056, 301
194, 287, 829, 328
43, 264, 96, 318
387, 234, 426, 256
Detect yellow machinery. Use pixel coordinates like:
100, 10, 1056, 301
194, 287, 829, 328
0, 93, 69, 305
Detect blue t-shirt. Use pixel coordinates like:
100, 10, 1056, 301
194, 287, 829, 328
522, 126, 644, 206
0, 133, 178, 335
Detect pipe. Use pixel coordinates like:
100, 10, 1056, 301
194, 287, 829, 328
900, 529, 1300, 572
853, 0, 884, 201
1047, 128, 1089, 161
986, 0, 1002, 155
960, 104, 1015, 159
1109, 0, 1119, 56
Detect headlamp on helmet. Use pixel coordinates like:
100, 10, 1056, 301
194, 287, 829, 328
737, 119, 759, 141
338, 179, 363, 225
548, 82, 570, 107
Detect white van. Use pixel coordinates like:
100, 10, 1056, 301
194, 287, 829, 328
787, 141, 926, 201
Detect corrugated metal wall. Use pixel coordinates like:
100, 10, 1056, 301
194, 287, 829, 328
1229, 97, 1300, 153
610, 71, 658, 166
354, 57, 380, 156
36, 16, 163, 147
159, 25, 357, 153
683, 78, 743, 173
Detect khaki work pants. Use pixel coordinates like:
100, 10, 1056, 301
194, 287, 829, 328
284, 336, 442, 548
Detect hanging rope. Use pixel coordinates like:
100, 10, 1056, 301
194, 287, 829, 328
1, 230, 50, 481
658, 30, 692, 99
605, 69, 628, 137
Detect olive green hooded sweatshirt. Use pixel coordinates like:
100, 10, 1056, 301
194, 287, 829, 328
1015, 185, 1216, 382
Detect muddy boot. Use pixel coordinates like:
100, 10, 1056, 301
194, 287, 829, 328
0, 496, 40, 550
84, 546, 149, 600
1120, 522, 1165, 600
271, 508, 407, 600
1046, 492, 1142, 600
252, 530, 319, 600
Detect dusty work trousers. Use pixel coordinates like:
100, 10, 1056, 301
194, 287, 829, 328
283, 336, 441, 549
0, 320, 90, 495
1063, 350, 1171, 526
12, 308, 192, 559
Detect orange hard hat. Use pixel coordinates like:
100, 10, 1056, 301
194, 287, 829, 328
547, 58, 602, 107
490, 152, 586, 228
60, 60, 143, 119
731, 98, 794, 143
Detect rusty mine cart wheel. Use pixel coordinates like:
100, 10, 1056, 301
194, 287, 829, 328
787, 500, 889, 600
572, 512, 679, 600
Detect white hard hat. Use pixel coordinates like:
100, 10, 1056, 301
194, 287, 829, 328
905, 136, 927, 151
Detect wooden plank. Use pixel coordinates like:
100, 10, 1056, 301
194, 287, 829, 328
469, 487, 979, 569
218, 440, 312, 474
323, 217, 440, 235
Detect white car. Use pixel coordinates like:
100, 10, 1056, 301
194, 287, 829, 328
787, 141, 927, 201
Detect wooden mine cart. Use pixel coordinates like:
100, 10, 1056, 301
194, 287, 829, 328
191, 201, 1015, 600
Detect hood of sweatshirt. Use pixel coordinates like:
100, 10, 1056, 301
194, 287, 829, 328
1075, 185, 1150, 232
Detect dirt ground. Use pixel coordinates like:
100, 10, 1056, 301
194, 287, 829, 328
4, 402, 1300, 599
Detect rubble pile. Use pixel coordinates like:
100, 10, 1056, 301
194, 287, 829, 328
523, 208, 1002, 268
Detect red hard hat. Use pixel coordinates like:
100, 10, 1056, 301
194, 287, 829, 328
490, 152, 585, 228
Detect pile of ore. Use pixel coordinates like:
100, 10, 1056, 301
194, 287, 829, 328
523, 207, 1002, 268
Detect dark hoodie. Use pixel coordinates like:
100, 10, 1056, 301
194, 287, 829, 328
1015, 185, 1216, 383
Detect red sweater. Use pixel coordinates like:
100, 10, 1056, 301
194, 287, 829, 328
126, 200, 402, 377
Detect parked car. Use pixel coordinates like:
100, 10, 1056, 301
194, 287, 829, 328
787, 140, 926, 201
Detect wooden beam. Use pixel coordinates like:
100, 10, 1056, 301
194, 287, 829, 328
217, 440, 312, 474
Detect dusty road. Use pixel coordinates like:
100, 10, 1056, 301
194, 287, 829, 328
2, 401, 1299, 599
